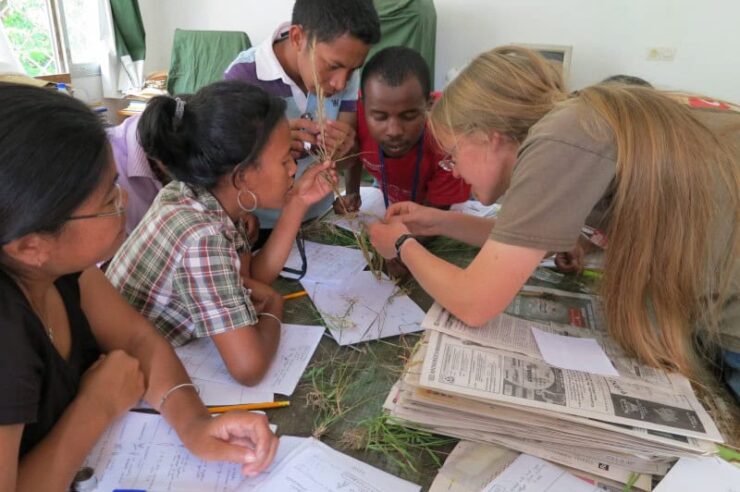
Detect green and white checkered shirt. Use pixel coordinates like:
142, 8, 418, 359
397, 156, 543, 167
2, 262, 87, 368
107, 181, 257, 346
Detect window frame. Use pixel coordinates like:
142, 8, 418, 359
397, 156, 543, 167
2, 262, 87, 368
54, 0, 101, 78
39, 0, 101, 78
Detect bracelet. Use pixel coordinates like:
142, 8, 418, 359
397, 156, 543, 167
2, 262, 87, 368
159, 382, 199, 412
258, 312, 282, 327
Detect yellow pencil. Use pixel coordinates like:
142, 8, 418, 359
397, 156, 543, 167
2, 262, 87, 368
282, 290, 308, 300
208, 401, 290, 414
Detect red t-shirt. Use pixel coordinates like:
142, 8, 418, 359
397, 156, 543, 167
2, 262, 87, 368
357, 99, 471, 206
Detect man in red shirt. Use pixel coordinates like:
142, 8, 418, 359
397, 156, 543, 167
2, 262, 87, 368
335, 46, 470, 212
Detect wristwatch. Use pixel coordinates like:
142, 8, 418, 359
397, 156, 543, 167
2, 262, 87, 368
394, 234, 417, 262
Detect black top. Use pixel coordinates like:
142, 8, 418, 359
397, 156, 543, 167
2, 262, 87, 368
0, 270, 100, 457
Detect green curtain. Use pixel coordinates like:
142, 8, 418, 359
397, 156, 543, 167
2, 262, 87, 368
167, 29, 252, 95
369, 0, 437, 77
109, 0, 146, 62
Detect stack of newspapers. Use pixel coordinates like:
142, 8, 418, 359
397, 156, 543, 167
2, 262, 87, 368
385, 285, 725, 490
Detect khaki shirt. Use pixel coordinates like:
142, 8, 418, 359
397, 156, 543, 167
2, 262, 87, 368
489, 100, 739, 352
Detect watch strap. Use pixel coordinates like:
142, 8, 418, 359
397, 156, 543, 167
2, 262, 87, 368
394, 233, 416, 262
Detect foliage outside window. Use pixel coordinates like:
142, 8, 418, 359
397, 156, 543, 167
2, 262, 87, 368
1, 0, 100, 77
0, 0, 58, 76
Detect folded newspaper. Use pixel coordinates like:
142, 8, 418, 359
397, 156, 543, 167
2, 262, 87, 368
385, 286, 725, 488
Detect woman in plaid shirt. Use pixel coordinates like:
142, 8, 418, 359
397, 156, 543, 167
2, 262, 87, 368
107, 81, 337, 386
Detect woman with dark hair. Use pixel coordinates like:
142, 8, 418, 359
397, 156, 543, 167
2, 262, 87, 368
0, 83, 278, 490
107, 81, 336, 386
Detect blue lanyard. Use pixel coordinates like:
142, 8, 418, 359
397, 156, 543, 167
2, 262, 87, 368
378, 132, 424, 209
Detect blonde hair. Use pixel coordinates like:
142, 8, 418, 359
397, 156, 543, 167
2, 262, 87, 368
430, 46, 567, 142
433, 46, 740, 377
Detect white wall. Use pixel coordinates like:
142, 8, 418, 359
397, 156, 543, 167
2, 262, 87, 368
140, 0, 740, 103
434, 0, 740, 102
140, 0, 295, 74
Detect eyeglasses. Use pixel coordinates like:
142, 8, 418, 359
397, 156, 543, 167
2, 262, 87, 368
438, 156, 456, 172
67, 183, 125, 221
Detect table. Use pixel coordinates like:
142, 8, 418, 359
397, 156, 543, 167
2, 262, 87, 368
264, 220, 740, 491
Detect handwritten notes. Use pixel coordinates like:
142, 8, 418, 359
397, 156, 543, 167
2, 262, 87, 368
85, 412, 302, 491
86, 412, 243, 491
176, 324, 325, 396
235, 437, 421, 492
482, 454, 600, 492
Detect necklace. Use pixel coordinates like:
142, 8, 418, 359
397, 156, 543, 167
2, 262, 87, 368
16, 282, 54, 343
378, 130, 425, 209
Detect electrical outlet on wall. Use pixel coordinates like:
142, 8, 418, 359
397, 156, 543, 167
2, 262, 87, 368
647, 47, 676, 61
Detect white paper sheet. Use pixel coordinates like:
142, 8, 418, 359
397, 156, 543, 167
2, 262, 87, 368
281, 240, 368, 284
654, 457, 740, 492
236, 437, 421, 492
176, 324, 325, 396
482, 454, 600, 492
305, 272, 424, 345
191, 378, 273, 406
329, 186, 387, 233
531, 327, 619, 377
450, 200, 500, 218
85, 412, 297, 492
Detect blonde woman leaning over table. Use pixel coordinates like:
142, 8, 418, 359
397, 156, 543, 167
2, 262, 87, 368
368, 46, 739, 399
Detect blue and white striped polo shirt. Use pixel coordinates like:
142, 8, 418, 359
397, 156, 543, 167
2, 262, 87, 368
225, 23, 360, 228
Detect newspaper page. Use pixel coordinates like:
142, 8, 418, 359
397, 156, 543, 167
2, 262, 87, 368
398, 338, 715, 456
408, 383, 714, 457
506, 286, 606, 332
389, 397, 656, 486
421, 303, 673, 389
420, 331, 723, 442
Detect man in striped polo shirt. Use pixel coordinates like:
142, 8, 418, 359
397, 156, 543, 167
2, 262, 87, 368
225, 0, 381, 244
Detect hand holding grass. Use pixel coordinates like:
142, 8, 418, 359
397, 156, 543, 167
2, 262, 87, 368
385, 201, 445, 237
288, 160, 338, 208
319, 119, 356, 160
332, 192, 362, 214
367, 220, 412, 259
289, 117, 320, 159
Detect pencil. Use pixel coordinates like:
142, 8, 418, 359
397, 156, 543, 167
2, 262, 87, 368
207, 401, 290, 414
283, 290, 308, 300
581, 269, 603, 279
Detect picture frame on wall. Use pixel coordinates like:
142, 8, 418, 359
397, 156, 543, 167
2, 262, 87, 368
513, 43, 573, 83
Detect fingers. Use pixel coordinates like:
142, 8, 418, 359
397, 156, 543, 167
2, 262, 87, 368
333, 197, 350, 215
332, 194, 360, 214
302, 160, 335, 181
289, 118, 319, 134
244, 422, 279, 476
319, 120, 355, 158
202, 412, 277, 476
291, 130, 317, 146
554, 252, 580, 273
385, 201, 413, 221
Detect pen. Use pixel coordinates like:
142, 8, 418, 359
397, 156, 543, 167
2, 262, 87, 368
283, 290, 308, 300
207, 401, 290, 414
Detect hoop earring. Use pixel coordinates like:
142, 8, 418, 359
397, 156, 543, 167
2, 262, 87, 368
237, 189, 258, 213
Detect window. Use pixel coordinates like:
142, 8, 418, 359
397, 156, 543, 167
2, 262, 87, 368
0, 0, 100, 77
